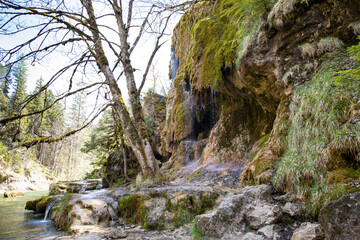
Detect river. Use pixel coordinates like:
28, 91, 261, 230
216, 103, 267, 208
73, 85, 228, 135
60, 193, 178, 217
0, 191, 65, 240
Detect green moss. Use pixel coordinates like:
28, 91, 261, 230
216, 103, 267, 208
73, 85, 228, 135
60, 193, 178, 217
36, 196, 57, 213
174, 0, 276, 90
166, 192, 218, 228
155, 104, 165, 111
51, 194, 73, 231
111, 178, 126, 188
250, 134, 270, 161
174, 103, 186, 140
192, 223, 205, 239
186, 169, 203, 182
117, 194, 148, 225
25, 198, 43, 211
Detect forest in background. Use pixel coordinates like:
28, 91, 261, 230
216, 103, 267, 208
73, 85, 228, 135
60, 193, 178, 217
0, 58, 103, 181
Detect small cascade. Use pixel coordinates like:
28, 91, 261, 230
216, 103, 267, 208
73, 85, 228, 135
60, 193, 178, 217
79, 184, 87, 193
43, 199, 59, 221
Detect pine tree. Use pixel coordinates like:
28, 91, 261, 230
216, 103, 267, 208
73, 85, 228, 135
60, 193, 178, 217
9, 58, 27, 112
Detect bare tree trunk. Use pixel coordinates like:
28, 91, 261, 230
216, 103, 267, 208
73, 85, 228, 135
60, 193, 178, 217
81, 0, 163, 180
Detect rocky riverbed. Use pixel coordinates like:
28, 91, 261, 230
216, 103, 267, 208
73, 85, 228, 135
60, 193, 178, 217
24, 177, 360, 240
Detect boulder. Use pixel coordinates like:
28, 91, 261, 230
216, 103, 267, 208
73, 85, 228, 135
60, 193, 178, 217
143, 93, 167, 160
282, 202, 301, 217
51, 189, 118, 233
25, 196, 58, 213
3, 191, 25, 198
102, 150, 139, 188
258, 225, 281, 240
195, 194, 244, 237
291, 222, 324, 240
318, 192, 360, 240
195, 185, 282, 237
245, 201, 282, 230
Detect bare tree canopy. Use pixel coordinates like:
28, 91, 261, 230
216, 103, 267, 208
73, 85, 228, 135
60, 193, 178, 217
0, 0, 194, 179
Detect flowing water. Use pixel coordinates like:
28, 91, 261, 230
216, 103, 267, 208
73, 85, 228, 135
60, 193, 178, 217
0, 191, 64, 239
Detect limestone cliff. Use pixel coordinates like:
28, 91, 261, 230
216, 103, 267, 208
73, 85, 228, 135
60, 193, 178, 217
164, 0, 360, 214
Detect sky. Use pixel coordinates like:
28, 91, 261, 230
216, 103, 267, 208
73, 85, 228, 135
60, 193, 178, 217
0, 0, 183, 121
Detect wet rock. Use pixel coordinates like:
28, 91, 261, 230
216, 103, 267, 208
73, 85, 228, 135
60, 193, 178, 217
142, 198, 170, 230
25, 196, 58, 213
291, 222, 324, 240
242, 232, 266, 240
51, 189, 118, 233
49, 179, 102, 195
318, 192, 360, 240
116, 184, 218, 231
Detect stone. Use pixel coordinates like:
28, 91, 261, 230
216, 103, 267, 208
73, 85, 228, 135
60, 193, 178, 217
258, 225, 281, 239
291, 222, 324, 240
195, 193, 244, 237
104, 228, 127, 239
241, 185, 273, 204
102, 150, 139, 188
245, 201, 282, 230
242, 232, 265, 240
318, 192, 360, 240
51, 189, 118, 233
195, 185, 278, 237
282, 202, 300, 217
143, 93, 167, 160
3, 191, 25, 198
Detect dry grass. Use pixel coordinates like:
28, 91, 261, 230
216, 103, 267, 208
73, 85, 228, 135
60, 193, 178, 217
300, 43, 316, 58
238, 35, 256, 60
317, 37, 344, 55
349, 22, 360, 35
281, 70, 294, 85
268, 0, 309, 29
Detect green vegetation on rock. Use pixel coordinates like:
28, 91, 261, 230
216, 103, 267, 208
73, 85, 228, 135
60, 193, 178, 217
176, 0, 276, 90
51, 194, 74, 231
273, 49, 360, 216
117, 194, 148, 226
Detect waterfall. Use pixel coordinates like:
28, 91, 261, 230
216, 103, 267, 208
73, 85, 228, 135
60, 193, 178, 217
43, 200, 59, 221
170, 46, 179, 81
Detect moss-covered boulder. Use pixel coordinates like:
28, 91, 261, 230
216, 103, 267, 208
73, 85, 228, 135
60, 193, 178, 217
116, 185, 219, 231
51, 189, 118, 233
51, 194, 75, 231
25, 196, 57, 213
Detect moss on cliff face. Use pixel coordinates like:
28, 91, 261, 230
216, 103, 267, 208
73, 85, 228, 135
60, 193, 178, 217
175, 0, 275, 90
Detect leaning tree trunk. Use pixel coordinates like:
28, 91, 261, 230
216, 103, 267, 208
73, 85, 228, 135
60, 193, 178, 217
81, 0, 163, 180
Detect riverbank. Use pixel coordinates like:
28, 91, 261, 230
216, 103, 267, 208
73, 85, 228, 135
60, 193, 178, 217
0, 160, 55, 194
